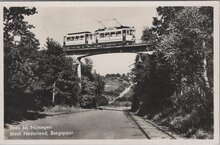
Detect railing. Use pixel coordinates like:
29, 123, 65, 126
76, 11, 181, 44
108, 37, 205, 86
64, 41, 151, 52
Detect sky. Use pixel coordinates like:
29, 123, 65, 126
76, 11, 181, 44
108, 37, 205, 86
25, 6, 157, 75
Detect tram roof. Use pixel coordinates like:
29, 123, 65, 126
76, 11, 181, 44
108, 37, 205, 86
67, 31, 92, 35
95, 26, 133, 32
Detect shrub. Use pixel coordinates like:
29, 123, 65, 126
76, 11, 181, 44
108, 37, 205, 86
79, 95, 97, 109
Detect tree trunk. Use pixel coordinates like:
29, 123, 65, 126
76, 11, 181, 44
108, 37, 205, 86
202, 40, 210, 88
203, 41, 210, 89
203, 57, 209, 87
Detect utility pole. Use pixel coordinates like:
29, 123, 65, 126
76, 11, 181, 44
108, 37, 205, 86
52, 73, 61, 106
52, 82, 56, 105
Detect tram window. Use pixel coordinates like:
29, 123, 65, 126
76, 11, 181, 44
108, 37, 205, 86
75, 36, 79, 40
71, 37, 74, 41
100, 33, 104, 38
90, 34, 92, 39
67, 37, 71, 41
111, 32, 116, 37
116, 31, 121, 36
105, 32, 110, 37
80, 35, 84, 40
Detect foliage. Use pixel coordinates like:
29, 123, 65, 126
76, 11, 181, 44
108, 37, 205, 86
103, 73, 130, 103
131, 6, 213, 138
4, 7, 80, 116
96, 95, 109, 106
80, 59, 105, 108
79, 94, 97, 108
4, 7, 39, 110
81, 58, 93, 80
131, 52, 174, 115
36, 38, 80, 106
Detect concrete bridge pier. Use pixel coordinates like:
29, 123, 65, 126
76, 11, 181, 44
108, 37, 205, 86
67, 55, 83, 90
77, 58, 82, 90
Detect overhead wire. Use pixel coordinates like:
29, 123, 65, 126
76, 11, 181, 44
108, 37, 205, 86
51, 10, 150, 30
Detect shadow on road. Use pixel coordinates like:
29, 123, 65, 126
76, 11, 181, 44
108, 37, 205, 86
4, 111, 51, 128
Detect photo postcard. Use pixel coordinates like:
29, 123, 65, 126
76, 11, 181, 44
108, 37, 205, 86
0, 1, 219, 145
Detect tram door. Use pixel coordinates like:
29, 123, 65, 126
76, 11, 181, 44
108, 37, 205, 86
122, 30, 126, 42
95, 33, 98, 44
85, 34, 88, 46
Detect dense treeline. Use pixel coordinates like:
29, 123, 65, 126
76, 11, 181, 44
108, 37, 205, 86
4, 7, 42, 111
4, 7, 105, 122
4, 7, 80, 111
80, 58, 106, 108
131, 7, 213, 138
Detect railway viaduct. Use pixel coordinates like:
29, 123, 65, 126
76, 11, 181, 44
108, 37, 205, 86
63, 43, 154, 88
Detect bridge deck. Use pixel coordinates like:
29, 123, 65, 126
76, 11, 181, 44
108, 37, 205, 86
64, 43, 152, 56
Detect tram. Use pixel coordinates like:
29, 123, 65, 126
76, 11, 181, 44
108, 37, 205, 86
64, 25, 135, 49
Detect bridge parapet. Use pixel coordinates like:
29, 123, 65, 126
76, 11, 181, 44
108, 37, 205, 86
64, 43, 152, 56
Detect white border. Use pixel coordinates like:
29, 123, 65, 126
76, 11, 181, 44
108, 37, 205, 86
0, 1, 219, 145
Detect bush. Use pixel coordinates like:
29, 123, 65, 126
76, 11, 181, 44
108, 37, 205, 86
79, 95, 97, 109
194, 129, 213, 139
110, 101, 131, 107
97, 96, 109, 106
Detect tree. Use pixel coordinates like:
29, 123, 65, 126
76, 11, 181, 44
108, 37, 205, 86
36, 38, 80, 106
4, 7, 39, 109
4, 7, 81, 113
131, 6, 213, 137
151, 7, 213, 89
80, 58, 105, 108
93, 72, 105, 98
141, 26, 159, 44
81, 58, 93, 80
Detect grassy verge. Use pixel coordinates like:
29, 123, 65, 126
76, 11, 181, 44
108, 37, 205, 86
144, 109, 213, 139
42, 105, 91, 115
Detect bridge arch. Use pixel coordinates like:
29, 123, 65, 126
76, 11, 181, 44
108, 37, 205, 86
64, 43, 154, 90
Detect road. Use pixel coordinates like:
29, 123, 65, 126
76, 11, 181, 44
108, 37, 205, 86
5, 109, 147, 139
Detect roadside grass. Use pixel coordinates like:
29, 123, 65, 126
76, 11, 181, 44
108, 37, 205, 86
42, 105, 90, 114
145, 109, 214, 139
109, 101, 132, 107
